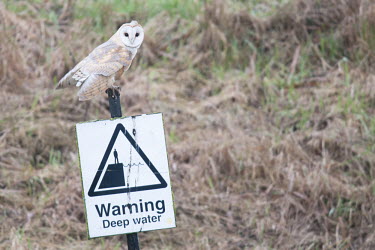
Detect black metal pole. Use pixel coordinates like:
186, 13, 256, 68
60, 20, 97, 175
126, 233, 140, 250
106, 88, 140, 250
106, 88, 122, 118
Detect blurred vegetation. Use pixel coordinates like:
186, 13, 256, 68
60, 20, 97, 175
1, 0, 375, 249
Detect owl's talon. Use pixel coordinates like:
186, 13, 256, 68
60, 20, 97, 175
112, 85, 121, 92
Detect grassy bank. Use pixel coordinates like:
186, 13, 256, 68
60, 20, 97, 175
1, 0, 375, 248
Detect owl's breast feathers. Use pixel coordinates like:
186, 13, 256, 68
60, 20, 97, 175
56, 41, 133, 89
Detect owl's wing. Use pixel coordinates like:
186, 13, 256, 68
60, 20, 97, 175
56, 57, 89, 89
57, 41, 132, 89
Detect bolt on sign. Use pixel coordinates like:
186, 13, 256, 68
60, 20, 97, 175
76, 113, 176, 238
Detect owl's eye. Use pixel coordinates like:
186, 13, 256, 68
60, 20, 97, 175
135, 33, 139, 37
124, 33, 129, 37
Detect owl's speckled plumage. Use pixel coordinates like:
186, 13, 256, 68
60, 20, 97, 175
57, 21, 144, 101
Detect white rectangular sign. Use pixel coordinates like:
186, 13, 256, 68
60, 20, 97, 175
76, 113, 176, 238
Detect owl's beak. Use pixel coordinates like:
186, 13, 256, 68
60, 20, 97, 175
130, 37, 135, 44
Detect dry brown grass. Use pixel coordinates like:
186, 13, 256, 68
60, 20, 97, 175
1, 0, 375, 249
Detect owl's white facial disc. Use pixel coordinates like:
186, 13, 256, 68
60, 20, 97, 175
119, 22, 144, 49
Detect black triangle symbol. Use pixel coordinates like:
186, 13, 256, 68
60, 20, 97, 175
88, 123, 168, 197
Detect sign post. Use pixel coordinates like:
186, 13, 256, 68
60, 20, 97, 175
107, 89, 139, 249
76, 89, 176, 248
107, 89, 122, 119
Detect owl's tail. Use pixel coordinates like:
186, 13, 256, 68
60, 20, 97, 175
56, 70, 75, 89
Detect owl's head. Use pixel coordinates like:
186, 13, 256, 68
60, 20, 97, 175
118, 21, 144, 49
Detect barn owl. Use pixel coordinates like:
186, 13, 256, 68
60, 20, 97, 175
56, 20, 144, 101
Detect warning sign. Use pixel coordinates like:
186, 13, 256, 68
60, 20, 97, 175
88, 122, 167, 197
76, 113, 176, 238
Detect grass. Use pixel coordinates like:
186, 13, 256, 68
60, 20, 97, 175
1, 0, 375, 249
74, 0, 202, 26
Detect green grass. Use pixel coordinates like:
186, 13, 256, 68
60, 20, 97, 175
4, 0, 62, 24
360, 20, 375, 53
168, 128, 180, 143
74, 0, 202, 30
49, 148, 62, 166
328, 197, 357, 218
318, 32, 345, 63
226, 0, 290, 18
5, 0, 203, 33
